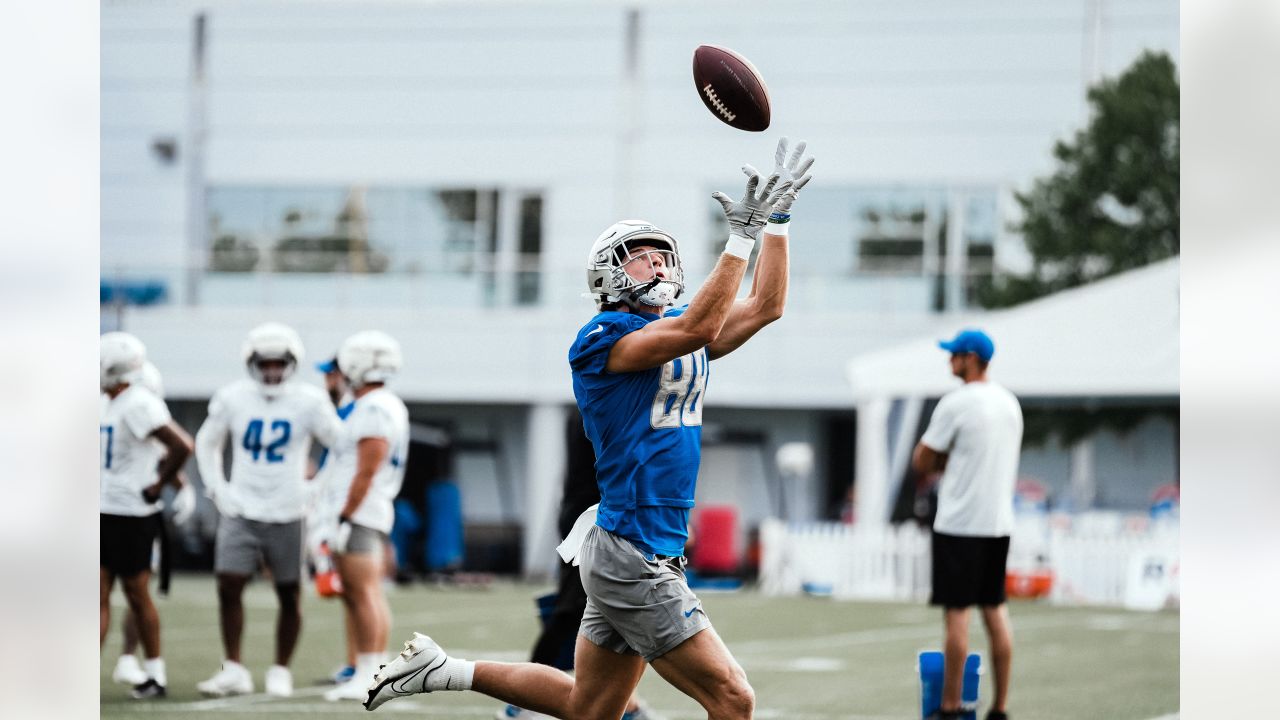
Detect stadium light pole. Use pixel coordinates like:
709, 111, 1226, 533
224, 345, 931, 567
184, 11, 208, 306
613, 8, 641, 220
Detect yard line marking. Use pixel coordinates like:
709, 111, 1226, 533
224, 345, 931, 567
137, 685, 331, 712
732, 614, 1080, 655
162, 604, 499, 641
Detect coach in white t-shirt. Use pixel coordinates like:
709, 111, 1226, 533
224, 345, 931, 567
912, 328, 1022, 720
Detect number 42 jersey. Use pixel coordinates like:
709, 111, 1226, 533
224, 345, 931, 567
200, 379, 341, 522
569, 307, 708, 558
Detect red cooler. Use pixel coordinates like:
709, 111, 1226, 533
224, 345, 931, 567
691, 505, 739, 573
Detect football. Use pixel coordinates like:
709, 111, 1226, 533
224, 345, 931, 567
692, 44, 771, 132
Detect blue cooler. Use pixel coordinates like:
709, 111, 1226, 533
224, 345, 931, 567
918, 651, 982, 719
424, 481, 464, 571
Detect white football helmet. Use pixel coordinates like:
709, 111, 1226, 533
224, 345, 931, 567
100, 332, 147, 391
585, 219, 685, 311
337, 330, 402, 389
241, 322, 305, 396
138, 361, 165, 399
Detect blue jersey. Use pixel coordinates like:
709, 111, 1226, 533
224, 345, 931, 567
568, 307, 709, 557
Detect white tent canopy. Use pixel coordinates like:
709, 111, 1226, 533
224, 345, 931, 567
847, 257, 1180, 401
845, 258, 1179, 526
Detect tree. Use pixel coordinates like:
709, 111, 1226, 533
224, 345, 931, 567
979, 51, 1179, 308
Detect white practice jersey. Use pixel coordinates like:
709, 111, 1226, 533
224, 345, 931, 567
921, 381, 1024, 537
197, 379, 341, 522
323, 388, 409, 534
100, 385, 170, 516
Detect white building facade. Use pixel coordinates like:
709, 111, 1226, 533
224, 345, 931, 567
102, 0, 1180, 575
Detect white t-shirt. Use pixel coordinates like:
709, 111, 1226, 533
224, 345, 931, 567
100, 385, 171, 517
196, 379, 341, 523
920, 381, 1023, 537
323, 388, 409, 534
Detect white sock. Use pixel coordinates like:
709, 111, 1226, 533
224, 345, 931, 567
224, 659, 247, 672
144, 657, 167, 686
356, 653, 387, 682
435, 657, 475, 691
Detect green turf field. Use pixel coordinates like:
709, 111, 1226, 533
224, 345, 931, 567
101, 574, 1178, 719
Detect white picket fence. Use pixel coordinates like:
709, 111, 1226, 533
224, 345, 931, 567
758, 516, 1179, 609
759, 519, 933, 601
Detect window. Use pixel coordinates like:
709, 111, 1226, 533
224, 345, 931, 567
705, 185, 1001, 313
205, 185, 543, 306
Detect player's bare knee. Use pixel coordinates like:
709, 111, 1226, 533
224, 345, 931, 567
275, 583, 301, 613
710, 674, 755, 719
570, 695, 631, 720
121, 578, 152, 610
217, 575, 247, 601
706, 666, 752, 717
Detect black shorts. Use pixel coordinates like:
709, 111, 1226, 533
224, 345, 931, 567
101, 513, 162, 578
929, 531, 1010, 608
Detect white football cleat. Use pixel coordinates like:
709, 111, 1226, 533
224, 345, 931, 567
112, 655, 148, 686
265, 665, 293, 697
364, 632, 460, 711
196, 661, 253, 697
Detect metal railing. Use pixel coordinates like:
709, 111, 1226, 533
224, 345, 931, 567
101, 253, 998, 316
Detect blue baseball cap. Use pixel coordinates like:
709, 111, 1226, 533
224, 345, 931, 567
938, 329, 995, 362
315, 356, 339, 373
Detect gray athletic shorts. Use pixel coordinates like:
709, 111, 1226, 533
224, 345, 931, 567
577, 525, 711, 662
214, 516, 304, 585
337, 523, 388, 556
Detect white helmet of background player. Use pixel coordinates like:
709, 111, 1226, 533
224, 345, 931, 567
101, 332, 148, 392
137, 361, 165, 399
241, 322, 305, 397
337, 330, 402, 389
585, 219, 685, 311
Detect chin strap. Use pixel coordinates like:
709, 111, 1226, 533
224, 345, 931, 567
619, 281, 658, 312
620, 278, 673, 312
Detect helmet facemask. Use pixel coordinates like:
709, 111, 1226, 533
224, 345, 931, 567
614, 242, 683, 310
241, 322, 305, 398
246, 352, 297, 397
586, 220, 685, 312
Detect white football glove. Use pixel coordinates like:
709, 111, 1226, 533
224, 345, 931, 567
769, 137, 814, 216
333, 517, 354, 554
711, 166, 793, 242
171, 483, 197, 525
306, 514, 334, 560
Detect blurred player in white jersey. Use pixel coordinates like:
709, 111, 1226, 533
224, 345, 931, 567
319, 330, 410, 701
100, 334, 194, 700
111, 362, 197, 688
194, 322, 341, 697
311, 355, 362, 685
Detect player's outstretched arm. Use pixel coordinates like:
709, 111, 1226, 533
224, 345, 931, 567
606, 167, 792, 373
709, 138, 813, 360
